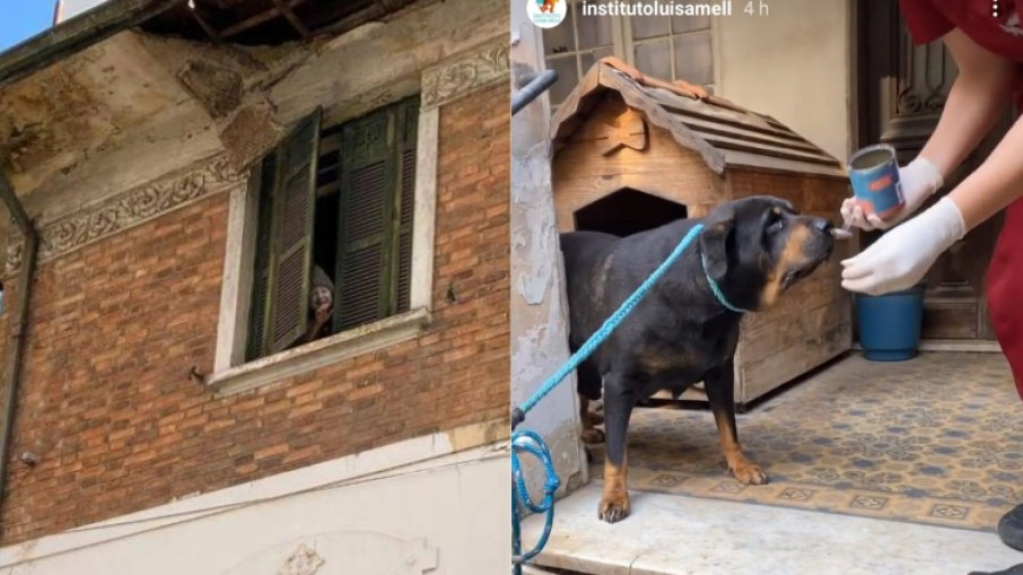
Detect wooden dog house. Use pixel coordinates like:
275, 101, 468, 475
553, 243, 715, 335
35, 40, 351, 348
552, 59, 853, 407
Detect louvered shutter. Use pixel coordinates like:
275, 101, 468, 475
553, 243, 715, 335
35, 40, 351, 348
335, 106, 394, 332
394, 98, 418, 313
334, 96, 419, 332
264, 107, 322, 354
246, 153, 278, 361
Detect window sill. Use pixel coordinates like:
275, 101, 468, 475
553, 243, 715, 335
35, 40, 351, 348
208, 307, 432, 397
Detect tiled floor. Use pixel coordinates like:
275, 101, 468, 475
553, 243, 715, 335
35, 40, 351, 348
613, 352, 1023, 530
522, 352, 1023, 574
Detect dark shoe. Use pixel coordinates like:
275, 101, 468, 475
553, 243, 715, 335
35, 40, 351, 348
968, 564, 1023, 575
999, 504, 1023, 552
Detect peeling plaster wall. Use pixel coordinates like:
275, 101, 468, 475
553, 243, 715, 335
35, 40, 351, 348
510, 5, 587, 499
0, 32, 191, 195
0, 0, 506, 270
5, 0, 506, 199
268, 0, 507, 127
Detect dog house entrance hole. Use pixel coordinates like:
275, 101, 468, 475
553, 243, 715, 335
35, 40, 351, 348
573, 188, 688, 237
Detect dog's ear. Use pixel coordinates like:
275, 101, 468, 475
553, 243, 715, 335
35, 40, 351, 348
756, 195, 795, 214
699, 205, 736, 281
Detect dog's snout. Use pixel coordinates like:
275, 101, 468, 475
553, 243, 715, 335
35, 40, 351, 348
810, 218, 833, 233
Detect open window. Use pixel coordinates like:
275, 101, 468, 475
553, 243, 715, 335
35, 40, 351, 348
245, 95, 420, 361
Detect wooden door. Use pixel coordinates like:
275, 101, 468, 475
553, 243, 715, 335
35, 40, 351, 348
858, 0, 1013, 340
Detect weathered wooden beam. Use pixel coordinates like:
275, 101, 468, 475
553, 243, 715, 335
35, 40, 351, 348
315, 0, 422, 37
270, 0, 311, 38
186, 3, 223, 43
218, 0, 310, 39
0, 0, 181, 90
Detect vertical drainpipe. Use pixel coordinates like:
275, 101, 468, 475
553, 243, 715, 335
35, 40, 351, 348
0, 169, 38, 519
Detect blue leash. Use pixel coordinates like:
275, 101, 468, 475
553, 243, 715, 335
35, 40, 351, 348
513, 223, 732, 571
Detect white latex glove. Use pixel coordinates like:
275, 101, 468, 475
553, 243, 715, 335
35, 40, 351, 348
840, 157, 944, 231
841, 197, 965, 295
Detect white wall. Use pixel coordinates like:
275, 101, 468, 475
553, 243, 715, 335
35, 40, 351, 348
55, 0, 109, 22
0, 425, 511, 575
716, 0, 854, 162
510, 1, 588, 501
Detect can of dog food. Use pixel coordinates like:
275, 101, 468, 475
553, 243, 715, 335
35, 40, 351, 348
847, 144, 904, 220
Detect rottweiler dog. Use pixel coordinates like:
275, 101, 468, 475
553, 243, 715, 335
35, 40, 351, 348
560, 196, 835, 523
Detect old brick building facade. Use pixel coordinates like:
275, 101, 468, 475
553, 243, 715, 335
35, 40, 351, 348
0, 0, 509, 572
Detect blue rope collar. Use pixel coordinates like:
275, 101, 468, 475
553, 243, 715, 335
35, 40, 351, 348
700, 251, 749, 313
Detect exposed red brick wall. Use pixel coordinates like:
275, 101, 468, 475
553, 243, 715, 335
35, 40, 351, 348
0, 84, 509, 544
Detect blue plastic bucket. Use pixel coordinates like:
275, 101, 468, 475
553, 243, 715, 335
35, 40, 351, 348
855, 284, 925, 362
848, 144, 905, 220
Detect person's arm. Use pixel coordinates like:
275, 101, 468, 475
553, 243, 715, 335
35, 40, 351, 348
917, 29, 1019, 181
842, 116, 1023, 296
949, 113, 1023, 230
843, 29, 1019, 231
841, 32, 1022, 295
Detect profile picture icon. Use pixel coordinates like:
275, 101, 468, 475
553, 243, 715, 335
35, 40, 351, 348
528, 0, 567, 28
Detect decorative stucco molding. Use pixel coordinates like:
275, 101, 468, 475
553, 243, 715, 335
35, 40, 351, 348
421, 35, 509, 110
5, 154, 244, 274
277, 544, 324, 575
223, 533, 439, 575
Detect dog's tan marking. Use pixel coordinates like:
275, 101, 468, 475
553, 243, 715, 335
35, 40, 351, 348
712, 407, 768, 485
599, 454, 631, 523
760, 224, 811, 309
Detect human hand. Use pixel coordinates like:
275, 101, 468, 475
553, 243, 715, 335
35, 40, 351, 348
841, 197, 965, 295
310, 286, 333, 328
314, 304, 333, 326
840, 157, 944, 231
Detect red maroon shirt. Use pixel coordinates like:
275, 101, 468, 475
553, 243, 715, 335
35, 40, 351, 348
900, 0, 1023, 107
901, 1, 1023, 400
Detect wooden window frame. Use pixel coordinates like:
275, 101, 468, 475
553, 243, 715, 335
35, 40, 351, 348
544, 0, 719, 107
209, 96, 439, 397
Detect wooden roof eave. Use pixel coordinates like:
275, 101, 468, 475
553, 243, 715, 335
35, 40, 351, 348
550, 64, 728, 175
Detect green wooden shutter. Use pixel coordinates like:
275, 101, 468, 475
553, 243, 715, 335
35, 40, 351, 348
264, 107, 322, 354
334, 96, 419, 332
246, 153, 278, 361
394, 98, 418, 313
335, 106, 394, 333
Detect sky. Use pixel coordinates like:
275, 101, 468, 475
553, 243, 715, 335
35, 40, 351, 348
0, 1, 57, 52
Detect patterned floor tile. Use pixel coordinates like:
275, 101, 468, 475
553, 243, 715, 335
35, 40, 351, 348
590, 353, 1022, 531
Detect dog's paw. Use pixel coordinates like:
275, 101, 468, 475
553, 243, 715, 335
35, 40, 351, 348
598, 493, 631, 523
731, 460, 768, 485
581, 427, 605, 444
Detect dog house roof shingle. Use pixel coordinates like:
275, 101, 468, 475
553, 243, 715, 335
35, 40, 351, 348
551, 58, 846, 179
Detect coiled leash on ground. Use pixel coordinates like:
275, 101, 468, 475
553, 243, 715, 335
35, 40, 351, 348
511, 223, 707, 573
